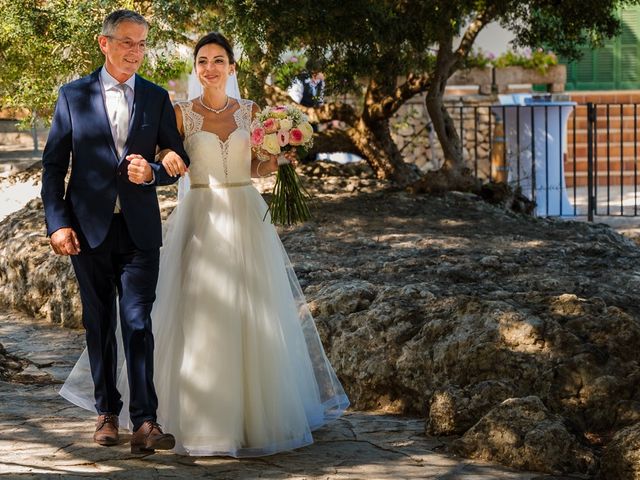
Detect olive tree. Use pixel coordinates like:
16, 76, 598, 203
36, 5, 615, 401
206, 0, 640, 188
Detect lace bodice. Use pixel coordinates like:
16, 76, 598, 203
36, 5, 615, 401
177, 99, 254, 185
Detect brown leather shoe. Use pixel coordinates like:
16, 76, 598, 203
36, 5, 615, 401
130, 420, 175, 454
93, 414, 119, 446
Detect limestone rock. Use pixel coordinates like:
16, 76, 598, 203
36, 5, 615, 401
0, 166, 178, 327
450, 396, 597, 475
601, 422, 640, 480
0, 342, 25, 381
306, 280, 377, 317
427, 381, 515, 435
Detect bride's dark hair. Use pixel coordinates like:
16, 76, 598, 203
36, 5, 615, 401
194, 32, 235, 64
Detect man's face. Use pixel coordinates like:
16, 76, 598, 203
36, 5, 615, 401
98, 21, 148, 82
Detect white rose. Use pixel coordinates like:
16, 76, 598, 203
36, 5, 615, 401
298, 122, 314, 141
279, 118, 293, 131
262, 133, 281, 155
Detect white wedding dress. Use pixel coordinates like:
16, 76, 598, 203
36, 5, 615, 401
60, 98, 349, 457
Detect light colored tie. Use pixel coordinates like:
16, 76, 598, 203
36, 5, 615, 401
114, 83, 130, 157
113, 84, 129, 213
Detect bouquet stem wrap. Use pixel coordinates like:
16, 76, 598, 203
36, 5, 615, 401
267, 159, 312, 225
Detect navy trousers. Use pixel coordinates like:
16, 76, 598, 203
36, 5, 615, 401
70, 214, 160, 431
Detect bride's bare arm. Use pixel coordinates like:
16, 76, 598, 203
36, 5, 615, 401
155, 105, 188, 177
250, 103, 275, 177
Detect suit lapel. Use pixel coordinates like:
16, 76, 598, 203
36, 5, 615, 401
122, 74, 146, 158
88, 69, 119, 162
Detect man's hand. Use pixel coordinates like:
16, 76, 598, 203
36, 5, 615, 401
126, 154, 153, 184
50, 227, 81, 255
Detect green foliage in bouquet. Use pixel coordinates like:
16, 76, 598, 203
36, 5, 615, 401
267, 156, 312, 226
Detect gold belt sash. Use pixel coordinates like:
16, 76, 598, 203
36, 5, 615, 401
190, 181, 252, 189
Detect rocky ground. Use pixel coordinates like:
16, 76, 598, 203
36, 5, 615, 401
1, 160, 640, 478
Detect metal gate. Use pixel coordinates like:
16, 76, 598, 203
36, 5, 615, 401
449, 102, 640, 219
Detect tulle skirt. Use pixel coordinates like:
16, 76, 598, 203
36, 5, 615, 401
59, 184, 349, 457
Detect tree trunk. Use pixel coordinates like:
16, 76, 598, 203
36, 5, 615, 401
426, 88, 463, 174
355, 116, 420, 186
418, 90, 479, 194
419, 42, 479, 193
354, 75, 421, 186
263, 71, 421, 185
308, 117, 418, 186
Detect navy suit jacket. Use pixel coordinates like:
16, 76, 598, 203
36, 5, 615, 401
41, 68, 189, 250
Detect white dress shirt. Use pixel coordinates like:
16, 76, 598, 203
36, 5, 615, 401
288, 77, 305, 104
288, 75, 323, 105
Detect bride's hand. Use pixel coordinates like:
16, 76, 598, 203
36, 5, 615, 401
254, 150, 299, 176
277, 150, 299, 167
161, 150, 188, 177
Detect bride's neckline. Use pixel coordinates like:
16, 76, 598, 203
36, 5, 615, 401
187, 100, 244, 143
197, 128, 243, 146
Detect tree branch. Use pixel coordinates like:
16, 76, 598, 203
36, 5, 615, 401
373, 73, 431, 120
263, 84, 359, 126
454, 7, 497, 64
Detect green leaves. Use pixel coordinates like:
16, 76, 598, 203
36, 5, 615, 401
0, 0, 193, 126
503, 0, 637, 60
4, 0, 639, 133
492, 48, 559, 74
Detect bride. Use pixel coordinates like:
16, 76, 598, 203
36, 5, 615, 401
60, 32, 349, 457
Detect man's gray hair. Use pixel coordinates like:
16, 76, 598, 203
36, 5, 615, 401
101, 10, 149, 36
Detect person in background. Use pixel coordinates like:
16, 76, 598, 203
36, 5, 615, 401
288, 58, 325, 108
288, 58, 325, 162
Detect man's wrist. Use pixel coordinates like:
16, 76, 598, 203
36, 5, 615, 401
142, 167, 155, 185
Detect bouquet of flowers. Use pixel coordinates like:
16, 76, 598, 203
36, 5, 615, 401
251, 105, 314, 225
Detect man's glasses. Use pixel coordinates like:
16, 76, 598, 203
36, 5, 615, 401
106, 36, 147, 51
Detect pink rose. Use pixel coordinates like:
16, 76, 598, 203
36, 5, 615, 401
289, 128, 304, 145
251, 127, 265, 146
263, 118, 279, 134
277, 129, 290, 147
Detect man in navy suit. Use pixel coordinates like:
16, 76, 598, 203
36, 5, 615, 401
41, 10, 188, 454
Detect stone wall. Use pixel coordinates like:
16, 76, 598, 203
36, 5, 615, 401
389, 93, 497, 180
